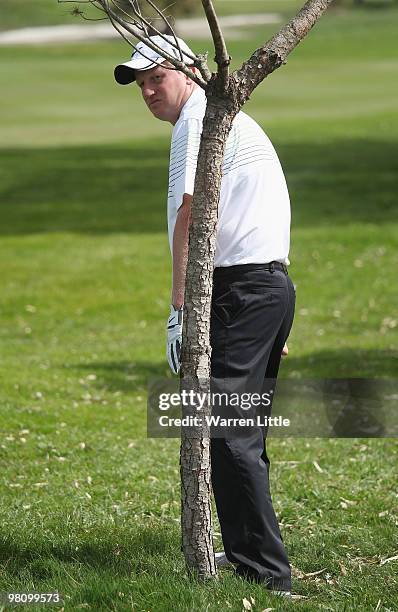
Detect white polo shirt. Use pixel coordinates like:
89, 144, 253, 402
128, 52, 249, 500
167, 87, 291, 267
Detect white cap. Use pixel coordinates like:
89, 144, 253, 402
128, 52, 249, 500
114, 35, 195, 85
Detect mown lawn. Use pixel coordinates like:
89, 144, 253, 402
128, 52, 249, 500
0, 4, 397, 611
0, 0, 307, 31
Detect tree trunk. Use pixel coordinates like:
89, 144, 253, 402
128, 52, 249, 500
180, 83, 239, 577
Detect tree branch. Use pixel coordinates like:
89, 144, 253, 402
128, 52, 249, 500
111, 0, 148, 33
234, 0, 335, 104
201, 0, 230, 90
195, 54, 212, 84
120, 0, 210, 83
123, 0, 198, 64
114, 0, 175, 48
144, 0, 183, 61
59, 0, 208, 88
106, 2, 148, 51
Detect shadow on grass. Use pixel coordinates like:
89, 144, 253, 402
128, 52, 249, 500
0, 139, 397, 235
280, 347, 398, 378
0, 524, 179, 578
68, 347, 398, 395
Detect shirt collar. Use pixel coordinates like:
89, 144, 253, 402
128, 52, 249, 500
177, 86, 206, 123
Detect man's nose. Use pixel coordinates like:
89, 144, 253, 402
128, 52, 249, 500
143, 85, 155, 99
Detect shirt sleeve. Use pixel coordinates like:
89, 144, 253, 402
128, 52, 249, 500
168, 118, 202, 211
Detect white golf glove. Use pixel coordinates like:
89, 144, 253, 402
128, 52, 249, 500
166, 305, 183, 374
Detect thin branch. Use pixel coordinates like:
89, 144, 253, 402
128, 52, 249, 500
128, 5, 210, 85
144, 0, 182, 61
113, 0, 150, 36
88, 0, 106, 8
195, 54, 212, 83
201, 0, 230, 90
106, 2, 207, 87
234, 0, 335, 104
61, 0, 108, 16
122, 0, 149, 35
110, 0, 147, 30
107, 0, 207, 72
81, 0, 109, 19
136, 0, 211, 82
113, 0, 195, 62
107, 2, 147, 49
130, 0, 198, 64
114, 0, 186, 60
58, 0, 209, 87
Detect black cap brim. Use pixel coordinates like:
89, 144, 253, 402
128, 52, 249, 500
114, 65, 136, 85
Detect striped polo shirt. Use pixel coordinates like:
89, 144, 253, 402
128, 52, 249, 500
167, 87, 291, 267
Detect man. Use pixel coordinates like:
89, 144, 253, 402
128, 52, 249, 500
115, 35, 295, 595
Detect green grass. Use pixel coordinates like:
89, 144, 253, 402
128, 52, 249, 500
0, 0, 297, 31
0, 0, 310, 31
1, 5, 398, 612
1, 0, 392, 31
0, 0, 97, 31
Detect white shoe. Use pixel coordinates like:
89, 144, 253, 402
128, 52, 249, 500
270, 590, 291, 597
215, 551, 234, 567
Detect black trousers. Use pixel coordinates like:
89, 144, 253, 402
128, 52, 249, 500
210, 263, 295, 591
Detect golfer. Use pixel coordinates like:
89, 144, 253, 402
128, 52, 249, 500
115, 35, 295, 595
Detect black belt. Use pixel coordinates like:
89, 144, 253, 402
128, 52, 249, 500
214, 261, 288, 277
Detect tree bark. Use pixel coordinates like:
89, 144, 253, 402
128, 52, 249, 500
180, 83, 239, 577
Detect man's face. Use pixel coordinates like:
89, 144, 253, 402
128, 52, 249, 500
135, 63, 194, 125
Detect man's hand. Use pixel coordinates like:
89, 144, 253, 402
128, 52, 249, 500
282, 343, 289, 356
166, 305, 183, 374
